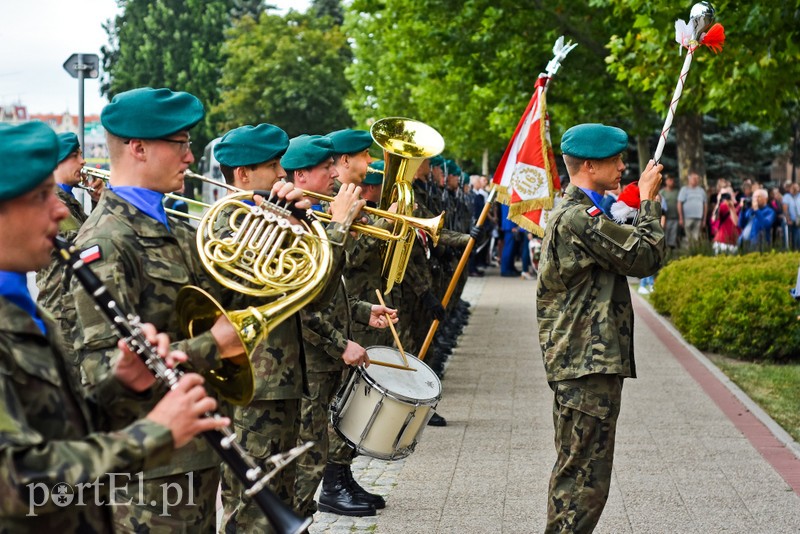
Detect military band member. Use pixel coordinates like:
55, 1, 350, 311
323, 129, 391, 512
536, 123, 664, 532
213, 125, 365, 532
0, 121, 228, 532
36, 133, 99, 351
360, 161, 384, 207
70, 87, 246, 532
282, 135, 397, 518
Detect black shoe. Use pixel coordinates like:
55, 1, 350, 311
318, 464, 376, 516
342, 464, 386, 509
501, 270, 522, 277
427, 412, 447, 426
468, 270, 484, 277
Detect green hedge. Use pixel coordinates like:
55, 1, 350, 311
651, 252, 800, 361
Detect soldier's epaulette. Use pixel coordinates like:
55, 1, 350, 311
586, 205, 602, 217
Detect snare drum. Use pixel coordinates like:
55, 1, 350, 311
331, 346, 442, 460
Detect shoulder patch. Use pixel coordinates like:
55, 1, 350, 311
79, 244, 102, 264
586, 205, 602, 217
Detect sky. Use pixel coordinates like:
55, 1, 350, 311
0, 0, 309, 116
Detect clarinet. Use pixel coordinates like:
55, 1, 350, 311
54, 236, 312, 534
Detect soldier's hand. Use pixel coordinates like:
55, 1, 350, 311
114, 323, 186, 392
422, 290, 446, 322
341, 340, 370, 367
210, 315, 246, 360
270, 180, 311, 211
638, 159, 663, 201
330, 182, 366, 227
146, 373, 230, 449
88, 178, 105, 203
469, 225, 484, 241
368, 305, 398, 329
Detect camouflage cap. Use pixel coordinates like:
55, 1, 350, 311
214, 123, 289, 167
560, 123, 628, 160
101, 87, 205, 139
326, 129, 373, 155
56, 132, 80, 163
0, 122, 59, 201
363, 160, 384, 186
281, 135, 335, 171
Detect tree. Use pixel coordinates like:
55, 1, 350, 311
211, 11, 354, 138
102, 0, 237, 158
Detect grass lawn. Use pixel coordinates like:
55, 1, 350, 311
707, 355, 800, 443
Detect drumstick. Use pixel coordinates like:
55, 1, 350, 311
368, 359, 417, 372
375, 289, 409, 367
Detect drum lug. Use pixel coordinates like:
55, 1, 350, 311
359, 396, 384, 447
391, 409, 417, 457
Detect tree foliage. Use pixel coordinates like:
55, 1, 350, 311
102, 0, 237, 157
211, 11, 353, 138
344, 0, 798, 176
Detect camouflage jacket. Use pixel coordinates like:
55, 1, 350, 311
70, 190, 222, 478
0, 297, 173, 532
536, 185, 665, 382
344, 214, 394, 348
35, 189, 88, 348
248, 219, 352, 400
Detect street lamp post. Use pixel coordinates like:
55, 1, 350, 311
62, 53, 99, 149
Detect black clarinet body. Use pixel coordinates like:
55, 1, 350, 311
54, 236, 311, 534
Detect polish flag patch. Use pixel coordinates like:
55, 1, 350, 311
79, 245, 102, 264
586, 205, 602, 217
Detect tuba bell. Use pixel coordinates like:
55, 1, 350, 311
369, 117, 445, 292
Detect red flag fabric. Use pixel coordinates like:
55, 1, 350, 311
492, 75, 560, 236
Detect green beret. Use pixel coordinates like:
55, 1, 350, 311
326, 129, 373, 155
560, 123, 628, 159
430, 155, 445, 169
363, 160, 384, 186
446, 160, 461, 176
214, 124, 289, 167
281, 135, 335, 171
0, 123, 59, 201
56, 132, 80, 163
461, 172, 470, 186
101, 87, 205, 139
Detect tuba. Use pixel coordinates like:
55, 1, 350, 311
369, 118, 445, 292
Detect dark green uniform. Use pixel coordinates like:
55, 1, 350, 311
536, 184, 665, 532
294, 277, 373, 516
221, 220, 351, 533
71, 190, 224, 532
36, 188, 88, 353
0, 297, 174, 533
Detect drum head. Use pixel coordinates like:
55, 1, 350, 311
364, 346, 441, 403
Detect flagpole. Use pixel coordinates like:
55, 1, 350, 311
417, 37, 575, 361
418, 187, 497, 361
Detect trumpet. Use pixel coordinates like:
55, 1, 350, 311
76, 166, 110, 193
178, 170, 443, 247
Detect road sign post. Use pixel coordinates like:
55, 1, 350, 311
63, 53, 99, 150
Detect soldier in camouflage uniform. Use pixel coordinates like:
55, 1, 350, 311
70, 88, 247, 532
323, 130, 392, 512
0, 121, 228, 533
283, 134, 397, 518
536, 123, 665, 533
212, 125, 364, 532
36, 133, 104, 353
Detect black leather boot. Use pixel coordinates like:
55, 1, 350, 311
318, 463, 376, 516
427, 412, 447, 426
342, 464, 386, 509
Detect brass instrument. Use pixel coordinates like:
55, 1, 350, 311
369, 117, 445, 291
79, 166, 333, 406
176, 170, 443, 248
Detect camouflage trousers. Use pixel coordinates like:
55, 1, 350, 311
294, 369, 355, 516
220, 398, 300, 534
546, 374, 623, 534
111, 466, 219, 533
